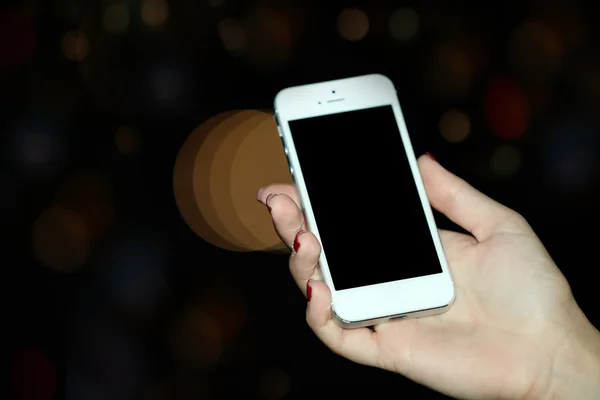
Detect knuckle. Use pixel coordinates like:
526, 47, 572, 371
502, 209, 531, 232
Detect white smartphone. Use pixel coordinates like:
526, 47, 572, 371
273, 74, 455, 328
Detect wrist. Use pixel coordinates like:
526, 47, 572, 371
544, 307, 600, 400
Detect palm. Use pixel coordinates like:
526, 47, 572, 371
374, 230, 573, 399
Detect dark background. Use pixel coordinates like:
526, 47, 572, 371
3, 0, 599, 399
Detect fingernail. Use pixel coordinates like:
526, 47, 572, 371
293, 230, 304, 253
426, 152, 437, 162
307, 279, 312, 302
265, 193, 277, 212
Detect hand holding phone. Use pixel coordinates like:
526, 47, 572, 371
258, 157, 600, 399
257, 75, 600, 399
274, 74, 455, 326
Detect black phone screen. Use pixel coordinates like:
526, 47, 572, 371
288, 105, 442, 290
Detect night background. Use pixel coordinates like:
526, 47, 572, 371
3, 0, 599, 399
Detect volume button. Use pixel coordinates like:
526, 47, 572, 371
277, 127, 283, 137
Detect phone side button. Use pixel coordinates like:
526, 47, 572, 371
277, 127, 283, 137
289, 166, 294, 175
284, 147, 288, 156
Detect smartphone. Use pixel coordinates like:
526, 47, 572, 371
273, 74, 454, 328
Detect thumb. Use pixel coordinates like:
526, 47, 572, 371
305, 280, 380, 367
418, 154, 530, 241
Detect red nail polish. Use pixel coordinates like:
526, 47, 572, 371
265, 193, 274, 212
293, 230, 304, 253
426, 152, 437, 162
307, 280, 312, 301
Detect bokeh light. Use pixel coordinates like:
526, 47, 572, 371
103, 3, 130, 34
258, 367, 291, 400
337, 8, 370, 42
103, 233, 169, 314
490, 145, 521, 177
389, 7, 420, 41
483, 76, 531, 139
438, 109, 470, 143
238, 8, 293, 70
541, 117, 598, 190
32, 206, 90, 273
54, 171, 115, 239
208, 0, 225, 7
169, 308, 222, 371
11, 121, 66, 179
218, 18, 248, 57
115, 125, 140, 155
0, 8, 37, 68
199, 278, 247, 341
61, 30, 90, 62
508, 21, 563, 86
425, 43, 473, 100
11, 348, 57, 400
141, 0, 169, 28
173, 110, 291, 252
142, 60, 193, 113
71, 317, 141, 399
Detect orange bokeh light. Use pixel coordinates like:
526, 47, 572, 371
173, 110, 292, 252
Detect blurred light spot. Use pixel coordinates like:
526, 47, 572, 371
150, 68, 185, 103
11, 123, 65, 179
484, 77, 530, 139
0, 9, 37, 68
337, 8, 369, 42
389, 7, 419, 41
173, 110, 290, 252
258, 367, 290, 400
33, 206, 90, 273
104, 233, 168, 314
239, 8, 292, 70
202, 278, 247, 341
115, 125, 139, 155
21, 132, 52, 165
11, 349, 57, 400
490, 145, 521, 177
541, 117, 598, 190
508, 21, 563, 86
425, 43, 472, 100
141, 0, 169, 27
219, 19, 248, 56
439, 109, 470, 143
534, 2, 586, 50
54, 171, 114, 239
66, 370, 109, 400
103, 4, 130, 34
170, 309, 222, 370
72, 317, 140, 398
61, 30, 90, 62
208, 0, 224, 7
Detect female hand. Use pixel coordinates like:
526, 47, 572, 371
257, 155, 600, 399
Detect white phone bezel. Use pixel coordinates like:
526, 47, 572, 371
274, 74, 455, 328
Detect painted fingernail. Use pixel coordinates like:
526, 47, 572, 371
307, 279, 312, 302
426, 152, 437, 162
265, 193, 277, 212
293, 230, 304, 253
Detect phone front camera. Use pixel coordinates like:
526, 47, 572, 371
332, 90, 336, 94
